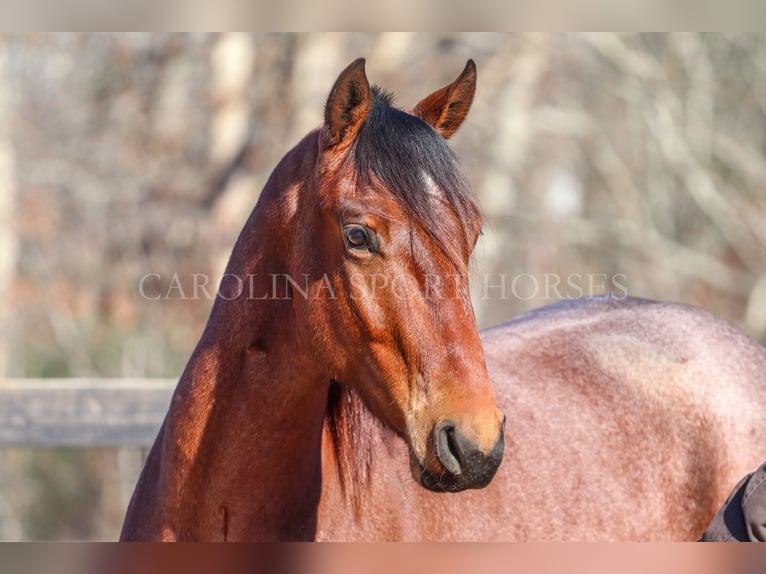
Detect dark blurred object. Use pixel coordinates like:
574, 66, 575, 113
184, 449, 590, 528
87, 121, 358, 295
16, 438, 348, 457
700, 461, 766, 542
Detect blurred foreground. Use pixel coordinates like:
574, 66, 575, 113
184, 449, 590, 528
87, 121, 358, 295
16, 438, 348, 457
3, 542, 766, 574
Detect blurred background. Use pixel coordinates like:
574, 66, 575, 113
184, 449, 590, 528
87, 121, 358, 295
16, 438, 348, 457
0, 32, 765, 540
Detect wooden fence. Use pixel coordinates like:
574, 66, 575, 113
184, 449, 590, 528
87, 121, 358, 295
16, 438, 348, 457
0, 379, 176, 447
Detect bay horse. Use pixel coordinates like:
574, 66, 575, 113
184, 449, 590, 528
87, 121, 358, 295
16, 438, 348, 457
121, 59, 766, 541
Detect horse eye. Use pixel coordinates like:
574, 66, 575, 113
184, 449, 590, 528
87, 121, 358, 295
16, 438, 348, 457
344, 226, 369, 249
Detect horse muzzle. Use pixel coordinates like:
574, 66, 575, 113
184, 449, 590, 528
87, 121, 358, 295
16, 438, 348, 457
413, 415, 506, 492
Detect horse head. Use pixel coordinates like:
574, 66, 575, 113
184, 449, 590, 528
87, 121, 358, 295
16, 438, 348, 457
290, 59, 505, 492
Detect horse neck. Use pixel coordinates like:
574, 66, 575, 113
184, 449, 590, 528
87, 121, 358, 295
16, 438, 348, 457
143, 134, 332, 540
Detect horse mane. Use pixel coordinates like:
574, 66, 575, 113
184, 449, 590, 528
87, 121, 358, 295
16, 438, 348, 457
325, 381, 388, 514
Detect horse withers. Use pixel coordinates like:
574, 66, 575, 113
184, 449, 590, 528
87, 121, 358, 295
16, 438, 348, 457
121, 59, 766, 541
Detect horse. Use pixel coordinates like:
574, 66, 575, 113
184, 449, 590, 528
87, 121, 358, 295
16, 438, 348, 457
120, 58, 766, 541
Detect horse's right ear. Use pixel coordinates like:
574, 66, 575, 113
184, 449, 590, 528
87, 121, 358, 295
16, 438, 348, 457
322, 58, 372, 149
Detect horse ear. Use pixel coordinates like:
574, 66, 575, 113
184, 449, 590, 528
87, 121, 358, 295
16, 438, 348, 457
322, 58, 372, 148
413, 60, 476, 139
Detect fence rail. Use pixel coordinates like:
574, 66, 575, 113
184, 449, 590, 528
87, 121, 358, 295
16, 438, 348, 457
0, 378, 176, 447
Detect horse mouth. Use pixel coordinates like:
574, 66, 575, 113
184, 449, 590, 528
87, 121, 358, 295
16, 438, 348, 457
409, 450, 501, 493
408, 416, 505, 492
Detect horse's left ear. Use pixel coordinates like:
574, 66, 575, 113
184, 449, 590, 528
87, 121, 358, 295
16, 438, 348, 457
414, 60, 476, 139
322, 58, 372, 149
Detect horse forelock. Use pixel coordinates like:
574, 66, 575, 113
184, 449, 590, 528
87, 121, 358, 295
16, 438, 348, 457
350, 86, 481, 266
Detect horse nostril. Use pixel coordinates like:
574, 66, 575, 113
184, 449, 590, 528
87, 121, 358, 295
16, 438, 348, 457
434, 421, 462, 476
